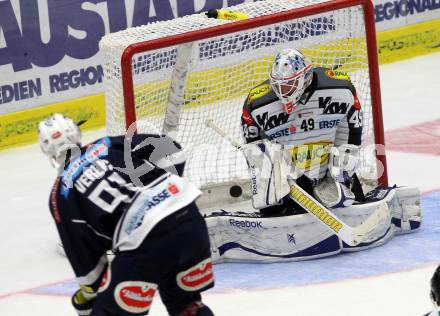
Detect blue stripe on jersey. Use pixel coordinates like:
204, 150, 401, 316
60, 137, 112, 198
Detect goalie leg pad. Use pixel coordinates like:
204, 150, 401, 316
338, 185, 422, 251
205, 210, 341, 263
388, 186, 422, 234
334, 188, 395, 251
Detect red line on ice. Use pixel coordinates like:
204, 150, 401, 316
386, 119, 440, 156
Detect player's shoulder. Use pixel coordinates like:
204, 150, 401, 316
313, 67, 356, 95
83, 136, 114, 150
104, 134, 168, 147
244, 79, 278, 110
107, 133, 182, 154
107, 133, 172, 142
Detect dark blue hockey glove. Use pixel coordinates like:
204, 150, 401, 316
71, 289, 94, 315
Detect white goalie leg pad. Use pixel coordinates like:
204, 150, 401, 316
205, 210, 341, 263
388, 186, 422, 234
241, 140, 291, 209
334, 187, 396, 251
336, 201, 394, 251
338, 186, 422, 250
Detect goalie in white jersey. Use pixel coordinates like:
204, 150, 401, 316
206, 49, 422, 264
241, 49, 364, 216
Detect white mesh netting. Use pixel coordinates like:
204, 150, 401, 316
100, 0, 381, 203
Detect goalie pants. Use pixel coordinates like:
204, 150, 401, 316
91, 202, 215, 316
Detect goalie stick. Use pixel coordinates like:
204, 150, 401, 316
205, 119, 390, 246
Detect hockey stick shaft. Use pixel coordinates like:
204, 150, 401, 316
205, 119, 389, 246
206, 119, 242, 149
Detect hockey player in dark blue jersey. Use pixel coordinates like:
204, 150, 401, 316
39, 114, 214, 316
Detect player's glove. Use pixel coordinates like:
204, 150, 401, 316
71, 289, 95, 316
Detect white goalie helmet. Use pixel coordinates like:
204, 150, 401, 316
38, 113, 82, 168
269, 49, 313, 113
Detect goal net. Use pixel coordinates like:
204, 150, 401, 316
100, 0, 387, 208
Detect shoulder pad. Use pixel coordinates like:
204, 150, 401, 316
246, 80, 278, 108
313, 68, 356, 95
324, 69, 351, 81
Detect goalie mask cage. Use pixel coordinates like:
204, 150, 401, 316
100, 0, 388, 206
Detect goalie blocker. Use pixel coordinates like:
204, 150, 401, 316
205, 185, 422, 263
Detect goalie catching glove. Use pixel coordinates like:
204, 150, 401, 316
312, 143, 362, 208
313, 175, 356, 208
241, 139, 292, 209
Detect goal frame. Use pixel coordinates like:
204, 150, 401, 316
119, 0, 388, 186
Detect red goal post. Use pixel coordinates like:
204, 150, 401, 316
101, 0, 388, 203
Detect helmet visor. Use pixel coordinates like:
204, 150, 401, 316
270, 78, 299, 97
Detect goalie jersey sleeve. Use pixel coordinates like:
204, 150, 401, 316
334, 91, 363, 147
48, 134, 185, 290
241, 80, 278, 144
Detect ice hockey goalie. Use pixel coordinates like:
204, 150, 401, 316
205, 49, 422, 263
